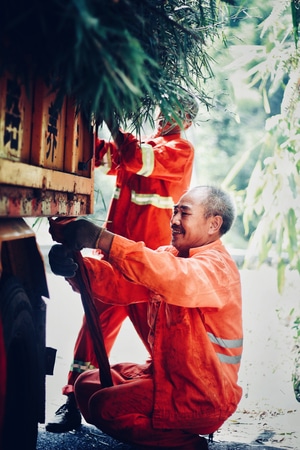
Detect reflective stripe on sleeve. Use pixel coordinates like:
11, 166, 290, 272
216, 353, 242, 364
207, 332, 243, 365
137, 144, 155, 176
207, 332, 243, 349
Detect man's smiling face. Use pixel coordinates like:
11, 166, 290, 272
170, 188, 223, 257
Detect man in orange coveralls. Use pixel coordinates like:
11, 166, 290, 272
48, 185, 243, 450
46, 96, 199, 432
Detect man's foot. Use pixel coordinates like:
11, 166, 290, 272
45, 393, 81, 433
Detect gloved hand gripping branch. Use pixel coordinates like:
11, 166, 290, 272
62, 219, 102, 251
48, 219, 114, 388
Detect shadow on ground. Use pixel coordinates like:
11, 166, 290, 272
37, 424, 133, 449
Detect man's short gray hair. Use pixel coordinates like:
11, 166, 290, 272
193, 185, 236, 235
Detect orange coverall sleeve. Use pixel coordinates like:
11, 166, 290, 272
79, 256, 151, 307
119, 134, 194, 183
108, 235, 241, 310
95, 132, 194, 183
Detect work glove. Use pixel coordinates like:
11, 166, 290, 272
48, 244, 78, 278
62, 219, 101, 251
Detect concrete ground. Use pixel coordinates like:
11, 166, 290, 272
36, 241, 300, 450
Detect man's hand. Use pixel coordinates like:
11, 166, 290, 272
105, 118, 124, 149
48, 245, 78, 278
62, 219, 101, 251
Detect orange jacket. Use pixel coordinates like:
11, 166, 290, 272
95, 131, 194, 249
82, 235, 243, 434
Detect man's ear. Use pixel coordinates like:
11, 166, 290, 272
208, 215, 223, 234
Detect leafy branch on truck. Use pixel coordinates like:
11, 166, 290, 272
0, 0, 236, 131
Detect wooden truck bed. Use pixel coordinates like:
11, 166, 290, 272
0, 73, 94, 217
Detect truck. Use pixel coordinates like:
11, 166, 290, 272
0, 72, 95, 449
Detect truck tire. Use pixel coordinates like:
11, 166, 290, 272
0, 275, 39, 450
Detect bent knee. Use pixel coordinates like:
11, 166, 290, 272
74, 368, 100, 390
89, 388, 112, 420
74, 369, 101, 420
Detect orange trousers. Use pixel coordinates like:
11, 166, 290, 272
74, 364, 207, 450
62, 302, 151, 395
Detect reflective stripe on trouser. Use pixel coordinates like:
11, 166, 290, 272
70, 360, 96, 373
131, 190, 174, 209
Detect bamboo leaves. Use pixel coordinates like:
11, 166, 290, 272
0, 0, 233, 127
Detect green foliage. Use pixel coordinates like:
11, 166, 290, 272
293, 313, 300, 339
0, 0, 234, 130
292, 312, 300, 402
184, 2, 269, 249
195, 1, 300, 292
243, 83, 300, 291
233, 2, 300, 292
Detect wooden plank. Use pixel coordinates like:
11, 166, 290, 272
0, 159, 93, 195
0, 185, 93, 217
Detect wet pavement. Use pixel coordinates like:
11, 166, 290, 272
37, 423, 293, 450
37, 424, 133, 449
